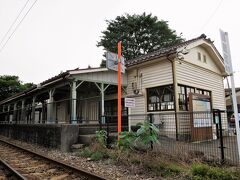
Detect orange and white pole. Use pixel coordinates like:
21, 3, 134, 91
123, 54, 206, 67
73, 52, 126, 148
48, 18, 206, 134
117, 41, 122, 141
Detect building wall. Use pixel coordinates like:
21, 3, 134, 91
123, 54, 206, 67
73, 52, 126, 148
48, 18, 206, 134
176, 46, 226, 132
183, 46, 222, 74
127, 59, 173, 115
177, 46, 226, 110
127, 46, 226, 137
75, 93, 126, 124
72, 70, 128, 86
57, 101, 68, 123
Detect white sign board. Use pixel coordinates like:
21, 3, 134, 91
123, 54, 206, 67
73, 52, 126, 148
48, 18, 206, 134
191, 95, 212, 128
220, 30, 240, 163
106, 51, 126, 73
220, 29, 233, 75
194, 118, 212, 128
125, 98, 135, 108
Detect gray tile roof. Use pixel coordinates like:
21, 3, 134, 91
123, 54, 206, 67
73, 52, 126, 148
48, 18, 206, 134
126, 34, 218, 67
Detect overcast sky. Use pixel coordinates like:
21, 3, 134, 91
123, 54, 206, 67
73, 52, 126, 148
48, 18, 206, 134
0, 0, 239, 87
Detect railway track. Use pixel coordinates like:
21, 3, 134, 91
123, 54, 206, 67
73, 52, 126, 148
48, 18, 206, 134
0, 139, 106, 180
0, 158, 25, 179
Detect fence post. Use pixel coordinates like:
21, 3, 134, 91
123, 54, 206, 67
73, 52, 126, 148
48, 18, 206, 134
149, 113, 153, 150
106, 116, 110, 148
217, 109, 225, 164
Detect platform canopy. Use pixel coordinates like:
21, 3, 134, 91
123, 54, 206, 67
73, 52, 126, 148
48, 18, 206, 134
68, 67, 127, 86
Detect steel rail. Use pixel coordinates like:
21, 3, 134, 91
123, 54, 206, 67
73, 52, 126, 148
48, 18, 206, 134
0, 158, 26, 180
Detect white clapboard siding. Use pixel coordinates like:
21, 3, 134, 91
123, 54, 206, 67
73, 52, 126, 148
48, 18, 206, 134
72, 70, 127, 86
177, 113, 191, 134
57, 101, 68, 123
129, 96, 145, 116
127, 69, 137, 96
141, 60, 173, 88
176, 56, 227, 131
176, 61, 226, 110
77, 97, 99, 124
127, 59, 173, 114
152, 113, 177, 138
183, 46, 222, 74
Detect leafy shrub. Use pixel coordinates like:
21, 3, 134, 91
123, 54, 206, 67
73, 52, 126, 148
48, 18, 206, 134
118, 131, 136, 150
78, 147, 92, 158
95, 130, 107, 147
135, 122, 159, 145
77, 146, 108, 161
118, 122, 159, 151
90, 151, 105, 161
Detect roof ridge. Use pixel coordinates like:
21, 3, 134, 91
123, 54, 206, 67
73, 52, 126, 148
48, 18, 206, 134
126, 34, 212, 67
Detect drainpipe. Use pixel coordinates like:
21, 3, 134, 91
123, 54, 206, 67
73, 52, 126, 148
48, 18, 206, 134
167, 54, 179, 141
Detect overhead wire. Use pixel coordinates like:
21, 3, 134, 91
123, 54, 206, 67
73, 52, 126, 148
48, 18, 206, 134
0, 0, 38, 53
0, 0, 31, 47
197, 0, 224, 35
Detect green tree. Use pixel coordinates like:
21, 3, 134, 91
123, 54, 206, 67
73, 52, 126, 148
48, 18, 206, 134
0, 75, 35, 101
100, 59, 106, 68
97, 13, 184, 60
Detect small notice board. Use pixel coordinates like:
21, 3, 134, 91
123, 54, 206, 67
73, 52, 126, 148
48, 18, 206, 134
189, 93, 212, 141
125, 98, 135, 108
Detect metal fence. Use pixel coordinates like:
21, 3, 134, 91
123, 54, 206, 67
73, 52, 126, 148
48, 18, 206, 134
0, 98, 101, 125
0, 102, 239, 165
102, 110, 239, 165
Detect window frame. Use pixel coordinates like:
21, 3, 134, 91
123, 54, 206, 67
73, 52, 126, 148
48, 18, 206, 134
147, 84, 175, 112
197, 52, 201, 61
178, 84, 211, 111
203, 54, 207, 63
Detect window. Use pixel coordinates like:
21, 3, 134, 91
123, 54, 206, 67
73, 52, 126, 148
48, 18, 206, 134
178, 85, 195, 111
203, 55, 207, 63
196, 88, 211, 96
178, 85, 186, 111
147, 85, 174, 111
178, 84, 211, 111
197, 52, 201, 61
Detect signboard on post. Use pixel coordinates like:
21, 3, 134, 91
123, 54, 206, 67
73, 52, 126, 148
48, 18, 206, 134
106, 51, 126, 73
220, 29, 233, 75
189, 93, 212, 141
220, 29, 240, 163
125, 98, 135, 108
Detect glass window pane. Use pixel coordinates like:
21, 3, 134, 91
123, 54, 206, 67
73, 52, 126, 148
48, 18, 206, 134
147, 85, 174, 111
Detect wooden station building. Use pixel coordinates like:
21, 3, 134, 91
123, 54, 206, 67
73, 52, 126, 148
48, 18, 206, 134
0, 34, 227, 147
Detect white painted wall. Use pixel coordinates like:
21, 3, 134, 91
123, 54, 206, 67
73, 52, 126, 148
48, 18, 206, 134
127, 59, 173, 115
183, 46, 222, 74
127, 45, 226, 136
176, 60, 226, 110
